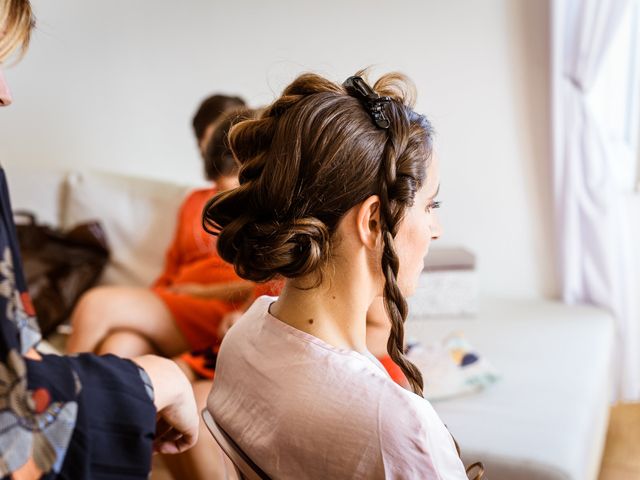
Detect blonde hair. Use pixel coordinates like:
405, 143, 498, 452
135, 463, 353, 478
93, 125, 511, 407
0, 0, 34, 62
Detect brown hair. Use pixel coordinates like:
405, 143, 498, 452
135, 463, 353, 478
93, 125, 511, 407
203, 70, 431, 396
203, 107, 256, 181
0, 0, 34, 62
204, 70, 485, 480
192, 94, 246, 143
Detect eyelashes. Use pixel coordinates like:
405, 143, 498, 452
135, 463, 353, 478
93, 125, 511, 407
426, 200, 441, 212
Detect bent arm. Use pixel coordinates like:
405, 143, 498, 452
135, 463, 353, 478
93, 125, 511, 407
1, 350, 157, 479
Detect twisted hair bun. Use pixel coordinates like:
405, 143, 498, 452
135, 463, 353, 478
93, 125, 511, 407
217, 213, 331, 283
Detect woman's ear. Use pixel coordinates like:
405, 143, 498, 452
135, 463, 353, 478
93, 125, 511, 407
356, 195, 382, 250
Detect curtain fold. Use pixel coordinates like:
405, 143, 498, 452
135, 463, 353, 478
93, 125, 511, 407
552, 0, 640, 400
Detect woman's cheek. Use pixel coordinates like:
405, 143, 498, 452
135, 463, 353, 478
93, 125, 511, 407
398, 219, 426, 296
411, 218, 432, 290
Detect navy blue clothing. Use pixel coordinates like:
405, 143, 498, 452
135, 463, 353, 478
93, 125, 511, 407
0, 167, 156, 478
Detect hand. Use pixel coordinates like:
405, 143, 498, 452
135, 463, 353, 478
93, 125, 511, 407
217, 311, 242, 340
169, 281, 254, 303
132, 355, 199, 454
25, 348, 42, 361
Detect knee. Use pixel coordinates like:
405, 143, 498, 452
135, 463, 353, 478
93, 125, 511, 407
98, 330, 154, 357
71, 286, 116, 331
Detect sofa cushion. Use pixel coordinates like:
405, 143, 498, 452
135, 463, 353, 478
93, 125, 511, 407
63, 170, 198, 286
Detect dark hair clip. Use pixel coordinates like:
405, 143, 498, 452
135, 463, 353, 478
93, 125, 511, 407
343, 76, 391, 129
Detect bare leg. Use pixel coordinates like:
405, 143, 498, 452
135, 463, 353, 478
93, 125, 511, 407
162, 380, 234, 480
97, 330, 156, 357
174, 357, 197, 383
67, 286, 190, 357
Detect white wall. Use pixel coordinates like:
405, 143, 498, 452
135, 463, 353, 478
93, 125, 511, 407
0, 0, 556, 299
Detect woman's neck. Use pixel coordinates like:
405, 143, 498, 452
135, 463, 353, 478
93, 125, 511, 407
269, 267, 374, 353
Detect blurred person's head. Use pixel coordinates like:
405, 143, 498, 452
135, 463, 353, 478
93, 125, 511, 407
203, 107, 256, 188
192, 94, 245, 155
203, 71, 441, 396
0, 0, 34, 106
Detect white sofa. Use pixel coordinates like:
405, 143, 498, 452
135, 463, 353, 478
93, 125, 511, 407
4, 165, 615, 480
408, 300, 613, 480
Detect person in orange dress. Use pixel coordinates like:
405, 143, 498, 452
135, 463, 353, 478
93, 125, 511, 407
66, 99, 260, 359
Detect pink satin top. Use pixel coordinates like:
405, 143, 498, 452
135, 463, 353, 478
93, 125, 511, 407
207, 296, 468, 479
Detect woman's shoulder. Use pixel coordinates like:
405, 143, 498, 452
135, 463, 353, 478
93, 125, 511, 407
377, 384, 468, 478
215, 297, 466, 477
378, 383, 441, 437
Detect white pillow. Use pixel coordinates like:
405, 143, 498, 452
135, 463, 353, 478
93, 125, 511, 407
406, 333, 499, 401
63, 170, 197, 287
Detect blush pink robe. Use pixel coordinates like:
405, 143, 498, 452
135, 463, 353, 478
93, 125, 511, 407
207, 296, 468, 479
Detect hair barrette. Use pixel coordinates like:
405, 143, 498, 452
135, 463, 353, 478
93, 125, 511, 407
343, 76, 391, 129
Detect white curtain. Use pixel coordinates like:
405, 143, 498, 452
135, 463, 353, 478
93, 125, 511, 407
551, 0, 640, 401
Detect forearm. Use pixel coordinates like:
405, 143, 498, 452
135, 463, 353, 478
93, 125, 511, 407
132, 355, 199, 455
171, 280, 254, 301
132, 355, 186, 411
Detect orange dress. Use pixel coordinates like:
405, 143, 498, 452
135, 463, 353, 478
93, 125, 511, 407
152, 187, 260, 350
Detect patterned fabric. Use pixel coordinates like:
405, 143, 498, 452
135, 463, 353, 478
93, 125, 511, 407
0, 350, 78, 475
0, 247, 40, 354
0, 167, 156, 479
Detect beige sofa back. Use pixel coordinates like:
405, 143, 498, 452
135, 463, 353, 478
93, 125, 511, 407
5, 165, 200, 287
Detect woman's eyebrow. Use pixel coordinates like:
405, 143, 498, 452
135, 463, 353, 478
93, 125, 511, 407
431, 184, 440, 199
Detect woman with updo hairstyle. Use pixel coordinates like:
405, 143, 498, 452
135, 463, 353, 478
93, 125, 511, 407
204, 71, 483, 479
